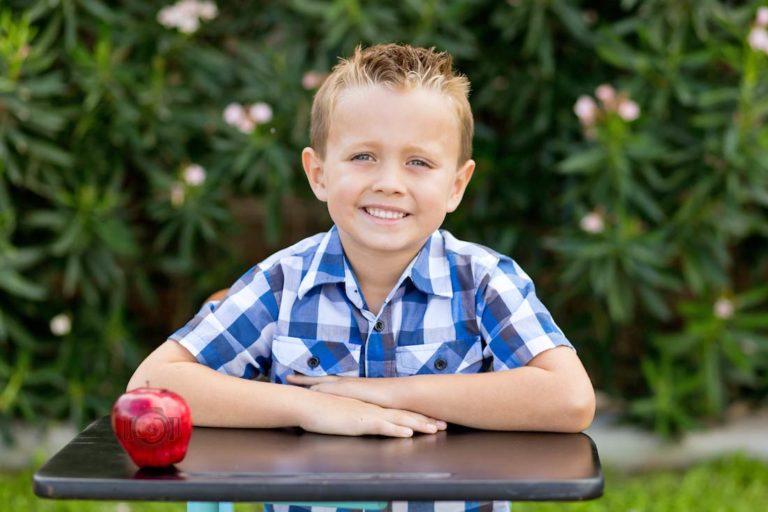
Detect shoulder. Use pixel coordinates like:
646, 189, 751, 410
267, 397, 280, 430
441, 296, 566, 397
233, 231, 328, 292
439, 229, 534, 294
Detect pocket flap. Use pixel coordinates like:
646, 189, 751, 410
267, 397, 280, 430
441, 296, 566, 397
396, 336, 483, 374
272, 336, 361, 377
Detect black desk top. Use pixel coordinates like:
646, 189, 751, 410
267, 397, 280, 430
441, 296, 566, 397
34, 416, 603, 502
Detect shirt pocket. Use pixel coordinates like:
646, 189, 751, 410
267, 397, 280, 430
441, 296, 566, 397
271, 335, 361, 379
395, 336, 484, 377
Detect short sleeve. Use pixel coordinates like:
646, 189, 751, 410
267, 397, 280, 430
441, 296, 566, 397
168, 264, 279, 379
477, 257, 574, 370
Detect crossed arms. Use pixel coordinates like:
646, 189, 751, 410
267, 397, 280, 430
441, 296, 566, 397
127, 338, 595, 438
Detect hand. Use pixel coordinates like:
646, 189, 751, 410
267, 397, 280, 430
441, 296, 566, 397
290, 376, 447, 437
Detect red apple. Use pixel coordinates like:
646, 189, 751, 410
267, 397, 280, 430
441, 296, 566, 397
111, 386, 192, 467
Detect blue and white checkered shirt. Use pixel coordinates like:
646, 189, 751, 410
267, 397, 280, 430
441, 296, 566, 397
171, 224, 574, 512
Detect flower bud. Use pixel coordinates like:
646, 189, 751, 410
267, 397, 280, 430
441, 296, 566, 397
50, 313, 72, 336
249, 102, 273, 124
183, 164, 206, 186
713, 297, 735, 320
579, 212, 605, 234
236, 117, 256, 134
748, 27, 768, 53
223, 103, 246, 126
757, 7, 768, 27
617, 99, 640, 121
574, 95, 598, 124
595, 84, 616, 105
302, 71, 326, 90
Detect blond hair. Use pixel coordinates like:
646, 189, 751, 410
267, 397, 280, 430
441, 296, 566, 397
310, 43, 473, 164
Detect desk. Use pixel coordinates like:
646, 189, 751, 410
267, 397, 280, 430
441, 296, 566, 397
34, 416, 603, 509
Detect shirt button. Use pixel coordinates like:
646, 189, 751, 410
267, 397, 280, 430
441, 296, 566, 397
373, 320, 384, 332
434, 358, 448, 371
307, 356, 320, 369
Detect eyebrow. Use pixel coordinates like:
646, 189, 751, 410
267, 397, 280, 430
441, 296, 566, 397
344, 140, 441, 156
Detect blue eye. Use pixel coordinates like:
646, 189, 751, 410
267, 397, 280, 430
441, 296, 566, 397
409, 159, 430, 167
352, 154, 373, 161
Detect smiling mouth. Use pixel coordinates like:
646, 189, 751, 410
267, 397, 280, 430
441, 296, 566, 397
362, 207, 410, 220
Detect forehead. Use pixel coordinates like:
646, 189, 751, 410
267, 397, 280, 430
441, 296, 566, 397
328, 85, 461, 156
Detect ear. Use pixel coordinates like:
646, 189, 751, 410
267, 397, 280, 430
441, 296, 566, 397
446, 159, 476, 213
301, 147, 328, 202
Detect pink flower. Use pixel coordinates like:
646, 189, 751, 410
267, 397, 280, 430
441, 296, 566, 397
249, 102, 273, 124
302, 71, 326, 90
236, 117, 256, 134
713, 297, 735, 319
183, 164, 206, 186
579, 211, 604, 234
756, 7, 768, 27
574, 95, 598, 124
617, 99, 640, 121
748, 27, 768, 53
223, 103, 246, 126
595, 84, 616, 105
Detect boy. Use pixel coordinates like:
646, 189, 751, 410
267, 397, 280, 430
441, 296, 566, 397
128, 43, 595, 512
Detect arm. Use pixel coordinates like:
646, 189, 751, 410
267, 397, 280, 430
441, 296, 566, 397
289, 346, 595, 433
128, 340, 446, 437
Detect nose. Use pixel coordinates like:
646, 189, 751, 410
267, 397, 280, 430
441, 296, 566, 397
371, 160, 406, 195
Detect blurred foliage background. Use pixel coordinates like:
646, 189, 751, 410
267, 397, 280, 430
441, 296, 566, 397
1, 0, 767, 440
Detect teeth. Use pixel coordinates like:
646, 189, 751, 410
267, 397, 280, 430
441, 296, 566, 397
364, 207, 407, 220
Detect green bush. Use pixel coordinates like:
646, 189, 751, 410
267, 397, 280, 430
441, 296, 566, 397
1, 1, 767, 437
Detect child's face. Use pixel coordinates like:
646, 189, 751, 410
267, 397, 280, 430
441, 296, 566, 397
302, 84, 475, 265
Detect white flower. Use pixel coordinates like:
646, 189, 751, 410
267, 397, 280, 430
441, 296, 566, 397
249, 102, 273, 124
197, 1, 218, 20
175, 15, 200, 34
748, 27, 768, 53
713, 297, 735, 320
223, 103, 246, 126
183, 164, 206, 186
580, 211, 604, 234
50, 313, 72, 336
757, 7, 768, 27
156, 0, 217, 33
574, 95, 598, 124
170, 182, 186, 207
595, 84, 616, 105
157, 6, 180, 28
617, 99, 640, 121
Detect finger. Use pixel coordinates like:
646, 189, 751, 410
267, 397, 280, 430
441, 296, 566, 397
387, 411, 441, 434
375, 421, 414, 438
287, 374, 339, 385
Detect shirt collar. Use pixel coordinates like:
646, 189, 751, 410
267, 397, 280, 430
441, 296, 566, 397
297, 226, 453, 300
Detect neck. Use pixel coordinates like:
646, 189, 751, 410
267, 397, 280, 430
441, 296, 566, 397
339, 237, 427, 306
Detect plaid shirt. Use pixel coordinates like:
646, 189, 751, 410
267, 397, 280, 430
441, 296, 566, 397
171, 225, 574, 512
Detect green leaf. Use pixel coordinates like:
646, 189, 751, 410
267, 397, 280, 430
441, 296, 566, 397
0, 269, 46, 300
558, 148, 606, 174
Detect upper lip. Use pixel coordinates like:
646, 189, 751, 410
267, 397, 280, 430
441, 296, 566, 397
361, 205, 410, 214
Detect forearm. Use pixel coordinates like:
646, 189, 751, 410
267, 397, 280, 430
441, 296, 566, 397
388, 368, 595, 432
291, 347, 596, 432
127, 361, 313, 428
